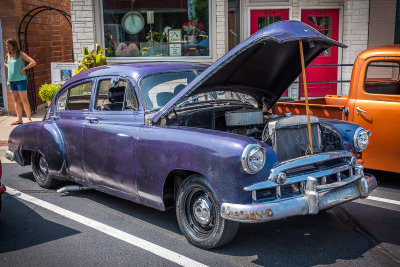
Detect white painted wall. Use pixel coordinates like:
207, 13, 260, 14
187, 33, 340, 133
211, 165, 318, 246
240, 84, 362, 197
71, 0, 96, 62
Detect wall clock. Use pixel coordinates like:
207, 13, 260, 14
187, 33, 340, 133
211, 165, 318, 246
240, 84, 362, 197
121, 11, 145, 35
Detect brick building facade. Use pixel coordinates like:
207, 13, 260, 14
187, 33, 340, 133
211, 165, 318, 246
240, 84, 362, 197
1, 0, 398, 115
68, 0, 399, 100
0, 0, 72, 115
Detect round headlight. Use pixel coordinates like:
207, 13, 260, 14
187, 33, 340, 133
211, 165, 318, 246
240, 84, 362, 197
241, 144, 266, 174
354, 127, 371, 152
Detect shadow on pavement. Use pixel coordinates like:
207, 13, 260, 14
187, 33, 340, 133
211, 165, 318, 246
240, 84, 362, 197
69, 189, 386, 266
0, 194, 80, 253
3, 163, 399, 266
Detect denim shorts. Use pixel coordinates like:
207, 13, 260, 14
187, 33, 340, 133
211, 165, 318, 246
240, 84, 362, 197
9, 80, 28, 93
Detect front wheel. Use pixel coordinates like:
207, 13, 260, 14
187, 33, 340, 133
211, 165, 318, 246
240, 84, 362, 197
31, 152, 58, 188
176, 175, 239, 249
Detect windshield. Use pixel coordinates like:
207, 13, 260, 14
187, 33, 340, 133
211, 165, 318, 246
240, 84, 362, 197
140, 71, 257, 110
140, 71, 197, 110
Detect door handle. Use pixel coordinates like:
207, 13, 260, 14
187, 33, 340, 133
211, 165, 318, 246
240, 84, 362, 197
356, 107, 369, 114
85, 117, 99, 123
50, 115, 60, 121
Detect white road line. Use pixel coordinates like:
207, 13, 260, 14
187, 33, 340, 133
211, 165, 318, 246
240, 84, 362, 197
6, 187, 208, 267
367, 196, 400, 206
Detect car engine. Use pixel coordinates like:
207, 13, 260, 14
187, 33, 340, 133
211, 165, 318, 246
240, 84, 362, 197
167, 106, 343, 162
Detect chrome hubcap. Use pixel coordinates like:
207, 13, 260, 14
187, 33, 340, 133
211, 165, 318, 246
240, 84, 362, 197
39, 156, 48, 174
192, 196, 212, 226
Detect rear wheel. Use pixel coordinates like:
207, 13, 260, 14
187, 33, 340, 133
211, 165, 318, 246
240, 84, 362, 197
176, 175, 239, 249
31, 152, 58, 188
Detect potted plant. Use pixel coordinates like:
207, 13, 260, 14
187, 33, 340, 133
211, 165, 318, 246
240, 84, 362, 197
182, 20, 205, 44
76, 44, 107, 74
38, 83, 61, 106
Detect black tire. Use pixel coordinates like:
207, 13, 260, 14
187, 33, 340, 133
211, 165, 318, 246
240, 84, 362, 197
176, 175, 239, 249
31, 152, 58, 188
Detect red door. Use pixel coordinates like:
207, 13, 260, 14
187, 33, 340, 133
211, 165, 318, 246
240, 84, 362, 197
301, 9, 339, 97
251, 9, 289, 95
250, 9, 289, 34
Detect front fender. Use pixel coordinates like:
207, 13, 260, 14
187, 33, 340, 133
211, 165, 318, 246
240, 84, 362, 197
135, 126, 278, 210
320, 119, 361, 155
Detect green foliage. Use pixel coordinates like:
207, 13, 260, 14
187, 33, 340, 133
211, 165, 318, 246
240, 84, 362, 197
76, 44, 107, 74
38, 83, 61, 102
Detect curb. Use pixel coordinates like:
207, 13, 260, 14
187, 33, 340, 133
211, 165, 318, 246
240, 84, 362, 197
0, 141, 8, 147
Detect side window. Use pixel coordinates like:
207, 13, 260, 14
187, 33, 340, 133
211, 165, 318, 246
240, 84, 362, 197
95, 79, 138, 111
56, 82, 93, 111
67, 82, 93, 110
57, 90, 68, 111
364, 61, 400, 95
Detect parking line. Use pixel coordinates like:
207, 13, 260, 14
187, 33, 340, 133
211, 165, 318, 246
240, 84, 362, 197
6, 187, 208, 267
367, 196, 400, 206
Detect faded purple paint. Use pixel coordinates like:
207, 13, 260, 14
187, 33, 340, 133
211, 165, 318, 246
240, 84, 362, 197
8, 20, 351, 212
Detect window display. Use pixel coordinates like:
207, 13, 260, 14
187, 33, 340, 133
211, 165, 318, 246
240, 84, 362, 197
102, 0, 210, 58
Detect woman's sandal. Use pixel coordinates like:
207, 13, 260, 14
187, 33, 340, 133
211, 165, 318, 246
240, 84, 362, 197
11, 121, 23, 125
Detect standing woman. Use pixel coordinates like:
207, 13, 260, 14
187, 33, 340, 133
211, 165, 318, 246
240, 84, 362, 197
4, 38, 36, 125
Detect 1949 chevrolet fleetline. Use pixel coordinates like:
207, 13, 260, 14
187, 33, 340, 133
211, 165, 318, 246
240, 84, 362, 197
6, 21, 377, 249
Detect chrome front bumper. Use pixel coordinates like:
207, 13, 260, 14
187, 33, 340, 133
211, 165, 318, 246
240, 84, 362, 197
5, 149, 14, 161
221, 174, 377, 223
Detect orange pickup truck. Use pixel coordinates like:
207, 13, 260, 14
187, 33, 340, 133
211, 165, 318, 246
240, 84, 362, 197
273, 45, 400, 173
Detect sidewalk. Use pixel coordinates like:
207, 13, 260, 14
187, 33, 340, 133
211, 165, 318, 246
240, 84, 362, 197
0, 108, 46, 146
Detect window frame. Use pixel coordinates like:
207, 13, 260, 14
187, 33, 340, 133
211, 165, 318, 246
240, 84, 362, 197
55, 79, 95, 113
91, 76, 141, 114
96, 0, 215, 63
361, 58, 400, 98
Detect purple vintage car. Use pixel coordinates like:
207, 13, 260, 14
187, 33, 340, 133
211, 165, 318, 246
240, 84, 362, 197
6, 21, 377, 249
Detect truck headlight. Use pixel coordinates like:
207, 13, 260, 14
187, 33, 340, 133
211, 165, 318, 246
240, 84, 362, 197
242, 144, 266, 174
354, 127, 371, 152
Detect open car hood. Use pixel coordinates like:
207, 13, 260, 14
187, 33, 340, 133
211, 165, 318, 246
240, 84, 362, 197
152, 20, 346, 123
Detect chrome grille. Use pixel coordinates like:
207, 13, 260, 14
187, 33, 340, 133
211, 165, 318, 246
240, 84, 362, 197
245, 151, 361, 203
253, 166, 356, 202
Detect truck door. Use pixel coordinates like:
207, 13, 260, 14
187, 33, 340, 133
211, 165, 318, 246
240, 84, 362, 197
353, 59, 400, 173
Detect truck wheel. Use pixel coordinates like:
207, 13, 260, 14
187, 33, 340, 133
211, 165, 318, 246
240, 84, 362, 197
176, 175, 239, 249
31, 152, 58, 188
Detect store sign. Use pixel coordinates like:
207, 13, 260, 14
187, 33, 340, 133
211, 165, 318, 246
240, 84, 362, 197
168, 29, 182, 57
51, 62, 79, 84
169, 44, 182, 56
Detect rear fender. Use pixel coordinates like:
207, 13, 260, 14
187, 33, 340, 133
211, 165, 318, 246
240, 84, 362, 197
38, 122, 67, 175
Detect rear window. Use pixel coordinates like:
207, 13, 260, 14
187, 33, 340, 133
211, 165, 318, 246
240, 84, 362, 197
364, 61, 400, 95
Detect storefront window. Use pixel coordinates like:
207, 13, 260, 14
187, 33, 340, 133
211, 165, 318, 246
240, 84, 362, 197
102, 0, 210, 58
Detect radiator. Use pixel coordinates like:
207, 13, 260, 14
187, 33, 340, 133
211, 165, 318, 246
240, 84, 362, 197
264, 115, 322, 162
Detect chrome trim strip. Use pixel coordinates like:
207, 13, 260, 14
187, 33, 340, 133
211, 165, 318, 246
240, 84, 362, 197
221, 174, 378, 223
245, 163, 354, 191
269, 150, 352, 178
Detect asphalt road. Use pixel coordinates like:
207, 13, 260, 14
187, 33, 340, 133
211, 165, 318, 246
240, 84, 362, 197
1, 161, 399, 267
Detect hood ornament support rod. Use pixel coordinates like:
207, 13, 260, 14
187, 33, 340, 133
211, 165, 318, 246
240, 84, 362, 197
299, 40, 314, 155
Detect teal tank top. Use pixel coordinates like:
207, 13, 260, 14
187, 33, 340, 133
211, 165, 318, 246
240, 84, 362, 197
7, 55, 26, 85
